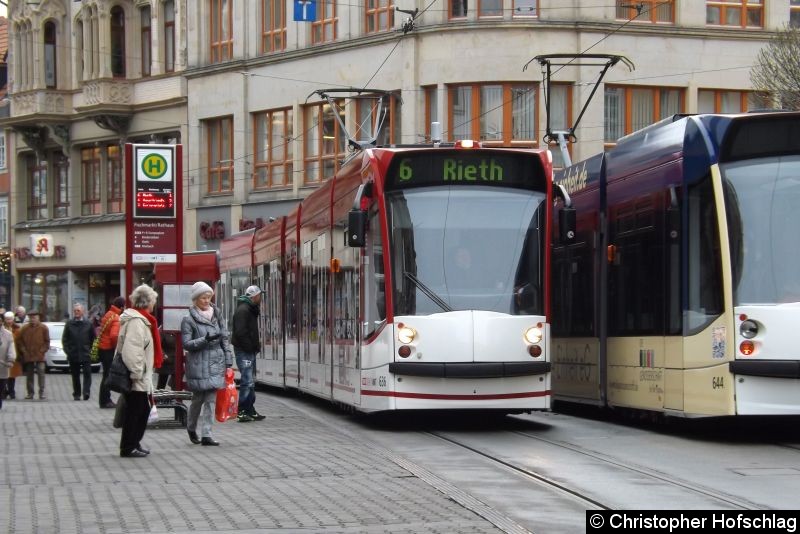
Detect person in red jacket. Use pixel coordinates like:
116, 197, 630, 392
97, 297, 125, 408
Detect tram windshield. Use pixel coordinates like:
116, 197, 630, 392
386, 186, 546, 316
722, 155, 800, 305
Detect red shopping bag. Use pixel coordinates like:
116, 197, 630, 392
215, 368, 239, 422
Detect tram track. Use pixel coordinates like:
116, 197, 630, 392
425, 430, 612, 511
426, 428, 765, 511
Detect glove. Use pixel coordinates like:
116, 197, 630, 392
205, 332, 221, 343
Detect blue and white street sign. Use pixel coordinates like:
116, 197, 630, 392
294, 0, 316, 22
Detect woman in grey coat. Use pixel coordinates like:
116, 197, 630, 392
181, 281, 233, 446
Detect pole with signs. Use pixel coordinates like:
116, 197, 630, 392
125, 143, 186, 389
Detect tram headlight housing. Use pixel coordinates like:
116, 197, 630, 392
740, 319, 759, 339
397, 325, 416, 344
524, 326, 543, 345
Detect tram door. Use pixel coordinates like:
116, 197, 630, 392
332, 220, 360, 406
605, 179, 678, 411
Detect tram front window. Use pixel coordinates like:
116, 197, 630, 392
387, 187, 546, 316
723, 156, 800, 305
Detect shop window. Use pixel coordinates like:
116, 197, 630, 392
21, 272, 68, 322
253, 107, 293, 189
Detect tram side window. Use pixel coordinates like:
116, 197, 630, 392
551, 243, 594, 337
363, 209, 386, 337
608, 194, 666, 336
685, 176, 723, 334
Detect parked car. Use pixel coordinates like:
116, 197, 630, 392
43, 322, 101, 373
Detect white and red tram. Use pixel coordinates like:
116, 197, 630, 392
223, 142, 557, 412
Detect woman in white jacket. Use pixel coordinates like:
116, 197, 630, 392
118, 284, 161, 458
0, 324, 15, 411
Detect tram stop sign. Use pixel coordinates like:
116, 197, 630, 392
134, 145, 176, 219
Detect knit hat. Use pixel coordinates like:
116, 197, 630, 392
190, 281, 214, 301
3, 311, 13, 320
244, 285, 263, 298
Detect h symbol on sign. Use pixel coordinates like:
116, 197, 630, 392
147, 159, 164, 174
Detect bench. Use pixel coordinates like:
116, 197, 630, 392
149, 390, 193, 429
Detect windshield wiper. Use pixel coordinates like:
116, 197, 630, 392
403, 271, 453, 312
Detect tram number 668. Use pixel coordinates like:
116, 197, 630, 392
712, 376, 724, 389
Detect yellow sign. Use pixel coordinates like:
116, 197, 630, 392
141, 153, 169, 179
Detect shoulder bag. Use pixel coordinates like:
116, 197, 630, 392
89, 316, 112, 363
107, 321, 132, 394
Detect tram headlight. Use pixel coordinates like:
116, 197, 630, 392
524, 326, 543, 345
740, 319, 759, 339
397, 325, 416, 344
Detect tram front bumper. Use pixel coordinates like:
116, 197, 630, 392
388, 361, 551, 378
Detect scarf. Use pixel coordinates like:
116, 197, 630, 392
137, 308, 163, 369
197, 306, 214, 321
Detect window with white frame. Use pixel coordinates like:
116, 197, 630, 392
0, 199, 7, 247
0, 132, 6, 170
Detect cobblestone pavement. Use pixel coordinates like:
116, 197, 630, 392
1, 373, 527, 534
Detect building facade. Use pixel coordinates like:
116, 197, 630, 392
5, 1, 798, 317
0, 16, 11, 311
4, 0, 187, 320
183, 0, 795, 253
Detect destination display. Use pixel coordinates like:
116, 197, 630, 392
385, 151, 545, 191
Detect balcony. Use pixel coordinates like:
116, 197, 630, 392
10, 90, 73, 120
74, 79, 133, 113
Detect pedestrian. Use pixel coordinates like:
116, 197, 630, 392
97, 297, 125, 408
230, 285, 266, 422
15, 305, 28, 324
2, 312, 21, 400
0, 318, 16, 410
62, 303, 96, 401
181, 281, 233, 446
155, 327, 176, 390
118, 284, 161, 458
16, 311, 49, 400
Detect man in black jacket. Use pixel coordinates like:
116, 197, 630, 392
63, 303, 96, 401
230, 286, 264, 422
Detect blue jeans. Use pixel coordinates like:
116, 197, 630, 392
235, 349, 256, 415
